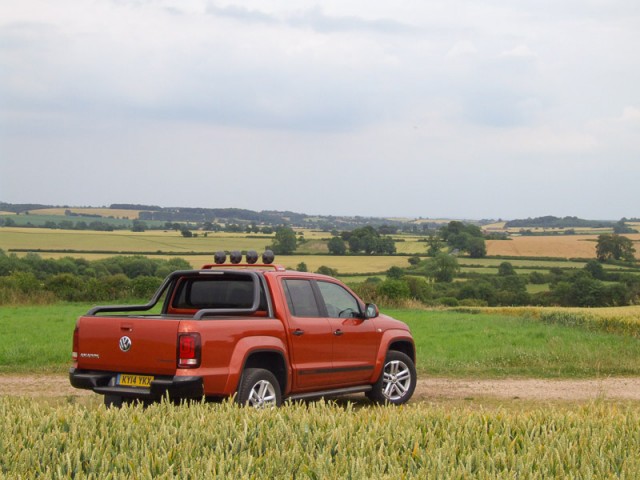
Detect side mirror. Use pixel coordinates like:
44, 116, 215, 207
364, 303, 379, 319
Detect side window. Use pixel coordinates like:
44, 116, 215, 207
317, 281, 361, 318
283, 279, 321, 318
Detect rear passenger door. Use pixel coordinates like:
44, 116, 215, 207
282, 279, 334, 390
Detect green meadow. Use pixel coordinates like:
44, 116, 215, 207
2, 304, 640, 379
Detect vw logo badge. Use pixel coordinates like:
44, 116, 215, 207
119, 336, 132, 352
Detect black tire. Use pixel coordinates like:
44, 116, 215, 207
367, 351, 417, 405
236, 368, 282, 408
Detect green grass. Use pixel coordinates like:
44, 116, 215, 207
0, 303, 86, 373
526, 283, 550, 294
2, 304, 640, 378
386, 309, 640, 378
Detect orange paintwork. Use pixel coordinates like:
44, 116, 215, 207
73, 268, 414, 399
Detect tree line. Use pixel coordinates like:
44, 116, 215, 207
0, 251, 190, 304
347, 234, 638, 308
349, 257, 640, 308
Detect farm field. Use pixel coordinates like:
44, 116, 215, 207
0, 227, 276, 254
487, 233, 640, 258
5, 227, 640, 262
29, 207, 145, 218
1, 397, 639, 478
2, 301, 640, 477
454, 305, 640, 338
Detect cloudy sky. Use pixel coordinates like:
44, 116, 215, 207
1, 0, 638, 220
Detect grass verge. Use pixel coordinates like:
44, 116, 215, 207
388, 308, 640, 378
1, 304, 640, 378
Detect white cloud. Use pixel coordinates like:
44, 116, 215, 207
446, 40, 478, 58
621, 106, 640, 122
499, 44, 537, 59
1, 0, 639, 219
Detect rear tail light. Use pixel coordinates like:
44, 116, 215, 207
178, 333, 201, 368
72, 326, 79, 362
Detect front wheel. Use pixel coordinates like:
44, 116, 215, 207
367, 351, 417, 405
236, 368, 282, 408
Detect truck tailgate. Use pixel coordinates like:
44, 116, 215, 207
76, 316, 181, 375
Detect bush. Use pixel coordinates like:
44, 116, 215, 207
45, 274, 86, 302
437, 297, 460, 307
316, 266, 338, 276
377, 279, 411, 301
131, 276, 163, 299
404, 276, 432, 302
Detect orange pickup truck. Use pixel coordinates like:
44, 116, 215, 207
70, 251, 416, 407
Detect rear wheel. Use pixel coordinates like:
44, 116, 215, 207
236, 368, 282, 408
367, 351, 416, 405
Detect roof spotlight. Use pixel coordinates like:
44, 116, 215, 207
262, 250, 275, 264
230, 250, 242, 264
246, 250, 258, 264
214, 251, 226, 264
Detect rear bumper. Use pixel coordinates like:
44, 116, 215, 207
69, 368, 204, 399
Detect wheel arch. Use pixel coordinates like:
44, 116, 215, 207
241, 350, 288, 397
371, 331, 416, 382
387, 339, 416, 364
223, 336, 290, 396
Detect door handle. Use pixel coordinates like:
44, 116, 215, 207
292, 329, 305, 336
334, 329, 344, 336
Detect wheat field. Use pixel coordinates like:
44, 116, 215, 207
1, 397, 638, 478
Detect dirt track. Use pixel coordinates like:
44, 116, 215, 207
2, 374, 640, 402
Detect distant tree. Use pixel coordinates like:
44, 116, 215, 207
426, 235, 445, 257
407, 256, 421, 266
327, 237, 347, 255
528, 272, 546, 284
466, 236, 487, 258
180, 229, 193, 238
270, 227, 297, 254
296, 262, 308, 272
386, 266, 404, 280
424, 253, 460, 283
377, 236, 396, 255
377, 225, 398, 235
316, 265, 338, 276
438, 221, 486, 258
497, 262, 516, 276
613, 219, 637, 234
346, 226, 396, 254
596, 234, 636, 262
131, 220, 147, 232
584, 260, 605, 280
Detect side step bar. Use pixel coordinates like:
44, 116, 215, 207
288, 385, 372, 401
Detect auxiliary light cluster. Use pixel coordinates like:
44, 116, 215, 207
213, 250, 275, 265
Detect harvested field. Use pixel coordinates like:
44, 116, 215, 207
488, 233, 640, 259
29, 208, 144, 218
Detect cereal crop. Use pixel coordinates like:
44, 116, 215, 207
1, 397, 639, 478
